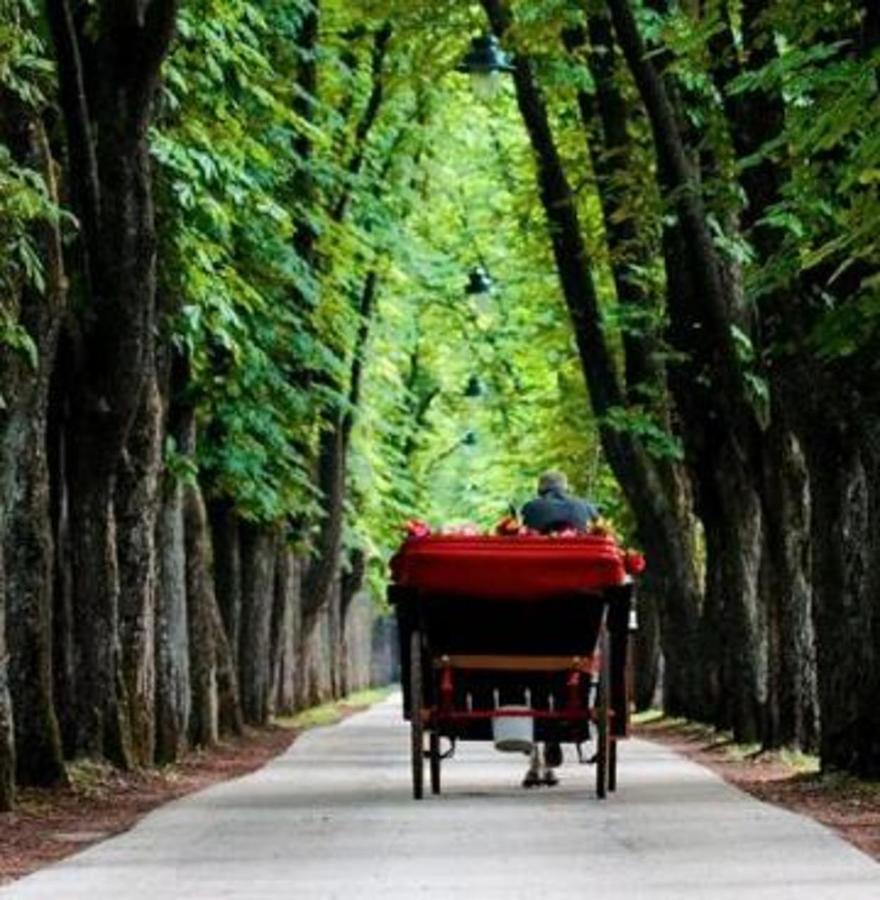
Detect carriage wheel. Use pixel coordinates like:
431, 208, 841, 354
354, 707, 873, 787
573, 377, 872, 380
595, 627, 612, 799
429, 732, 442, 795
410, 630, 425, 800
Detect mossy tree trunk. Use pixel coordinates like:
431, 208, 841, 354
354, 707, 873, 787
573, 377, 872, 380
0, 102, 67, 788
46, 0, 178, 766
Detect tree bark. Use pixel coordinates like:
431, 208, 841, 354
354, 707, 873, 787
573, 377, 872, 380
631, 579, 662, 711
154, 347, 192, 762
709, 0, 820, 750
239, 524, 277, 725
804, 412, 879, 774
0, 543, 14, 810
0, 107, 67, 786
566, 10, 707, 715
209, 498, 242, 671
715, 451, 767, 741
207, 498, 245, 733
212, 590, 243, 737
46, 0, 178, 766
115, 365, 162, 765
270, 548, 299, 716
761, 422, 819, 750
154, 476, 190, 763
48, 338, 76, 758
184, 483, 218, 747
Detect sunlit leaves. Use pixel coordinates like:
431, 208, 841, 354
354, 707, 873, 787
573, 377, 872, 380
154, 0, 330, 523
0, 0, 58, 367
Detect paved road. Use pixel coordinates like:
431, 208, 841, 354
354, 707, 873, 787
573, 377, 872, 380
3, 695, 879, 899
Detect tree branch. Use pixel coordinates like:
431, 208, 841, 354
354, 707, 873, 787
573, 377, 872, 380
481, 0, 624, 418
332, 22, 393, 223
45, 0, 101, 256
605, 0, 744, 404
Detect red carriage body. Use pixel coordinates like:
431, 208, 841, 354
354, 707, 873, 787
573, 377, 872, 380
389, 533, 643, 799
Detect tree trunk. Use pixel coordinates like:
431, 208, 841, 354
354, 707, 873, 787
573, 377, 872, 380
209, 498, 242, 672
761, 422, 819, 750
297, 604, 327, 709
271, 547, 298, 716
115, 365, 162, 766
184, 483, 218, 747
700, 517, 725, 725
631, 580, 661, 711
605, 0, 782, 741
47, 0, 177, 767
66, 454, 133, 764
239, 524, 277, 725
213, 594, 243, 737
154, 477, 190, 763
302, 426, 345, 621
865, 423, 880, 774
804, 416, 879, 774
49, 356, 76, 758
637, 516, 703, 716
0, 108, 67, 785
204, 494, 243, 731
0, 543, 15, 810
153, 346, 194, 763
714, 453, 766, 743
4, 404, 67, 785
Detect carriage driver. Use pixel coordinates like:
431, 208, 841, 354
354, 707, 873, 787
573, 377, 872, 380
519, 470, 598, 788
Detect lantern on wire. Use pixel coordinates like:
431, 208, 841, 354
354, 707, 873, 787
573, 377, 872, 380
465, 266, 493, 295
457, 33, 515, 101
465, 265, 495, 316
464, 374, 486, 399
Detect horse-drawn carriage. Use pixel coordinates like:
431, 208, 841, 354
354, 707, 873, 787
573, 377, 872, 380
389, 533, 644, 799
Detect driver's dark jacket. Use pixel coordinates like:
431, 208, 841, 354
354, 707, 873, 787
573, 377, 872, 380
521, 489, 597, 533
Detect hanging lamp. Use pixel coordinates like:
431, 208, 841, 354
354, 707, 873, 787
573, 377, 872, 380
457, 33, 515, 101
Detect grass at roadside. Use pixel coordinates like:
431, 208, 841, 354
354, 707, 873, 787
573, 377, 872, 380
274, 686, 393, 731
634, 709, 820, 771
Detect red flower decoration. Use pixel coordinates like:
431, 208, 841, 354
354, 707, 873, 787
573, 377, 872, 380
624, 550, 647, 575
495, 515, 521, 536
404, 519, 431, 538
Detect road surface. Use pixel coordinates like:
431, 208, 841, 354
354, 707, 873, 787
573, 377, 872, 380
3, 695, 879, 899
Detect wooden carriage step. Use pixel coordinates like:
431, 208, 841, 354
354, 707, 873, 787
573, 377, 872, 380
432, 654, 599, 673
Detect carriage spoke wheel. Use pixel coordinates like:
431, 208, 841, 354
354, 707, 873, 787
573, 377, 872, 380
595, 627, 612, 799
429, 732, 442, 795
410, 630, 425, 800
